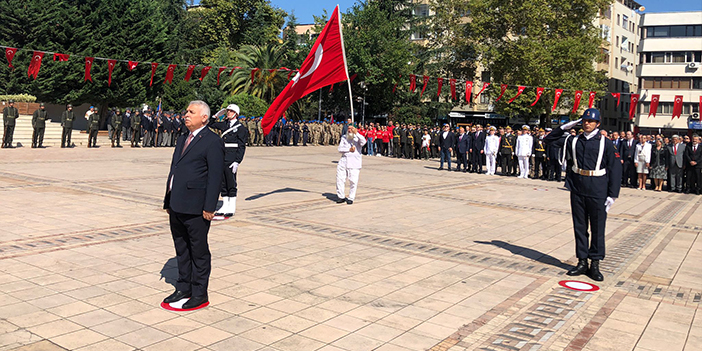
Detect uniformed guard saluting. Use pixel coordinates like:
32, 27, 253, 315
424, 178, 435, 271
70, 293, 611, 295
209, 104, 248, 219
544, 108, 622, 281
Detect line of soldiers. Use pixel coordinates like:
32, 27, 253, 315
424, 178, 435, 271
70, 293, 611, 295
262, 119, 345, 147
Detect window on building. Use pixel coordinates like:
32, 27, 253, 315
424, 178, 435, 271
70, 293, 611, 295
600, 48, 610, 64
652, 52, 665, 63
480, 93, 490, 105
694, 78, 702, 90
653, 26, 669, 37
481, 71, 491, 82
414, 4, 429, 17
622, 15, 628, 30
617, 14, 620, 26
615, 57, 618, 67
647, 25, 702, 38
672, 52, 686, 63
671, 26, 686, 37
642, 102, 649, 114
621, 36, 629, 51
616, 36, 619, 47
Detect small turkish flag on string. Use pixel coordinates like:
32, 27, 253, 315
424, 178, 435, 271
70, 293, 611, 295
229, 66, 240, 75
107, 59, 116, 86
629, 94, 640, 120
149, 62, 158, 86
53, 53, 70, 61
287, 70, 296, 80
409, 74, 416, 92
450, 79, 457, 101
250, 68, 260, 83
164, 64, 177, 84
588, 91, 596, 108
530, 87, 544, 106
465, 81, 473, 103
84, 57, 94, 82
672, 95, 683, 119
184, 65, 196, 81
437, 78, 443, 97
648, 95, 660, 118
5, 47, 18, 68
507, 86, 526, 104
552, 89, 563, 112
495, 84, 508, 102
217, 67, 227, 85
127, 61, 138, 70
572, 91, 583, 114
611, 92, 621, 107
199, 66, 212, 81
475, 82, 490, 102
27, 51, 44, 79
420, 75, 430, 97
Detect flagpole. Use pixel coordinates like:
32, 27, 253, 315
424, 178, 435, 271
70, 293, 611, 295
336, 5, 354, 124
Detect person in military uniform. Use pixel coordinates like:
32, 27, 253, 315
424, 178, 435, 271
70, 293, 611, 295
87, 107, 100, 148
111, 109, 123, 148
302, 121, 309, 146
544, 109, 621, 281
61, 104, 76, 148
393, 123, 401, 158
2, 99, 19, 148
31, 103, 49, 148
499, 126, 516, 176
142, 110, 155, 147
292, 121, 300, 146
209, 104, 248, 218
122, 109, 132, 142
533, 129, 547, 179
131, 110, 142, 147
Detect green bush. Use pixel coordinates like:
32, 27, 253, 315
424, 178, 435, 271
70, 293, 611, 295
0, 94, 37, 103
222, 94, 269, 117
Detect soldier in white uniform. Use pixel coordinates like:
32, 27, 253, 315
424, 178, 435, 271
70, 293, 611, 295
516, 125, 534, 179
484, 126, 500, 175
336, 125, 366, 205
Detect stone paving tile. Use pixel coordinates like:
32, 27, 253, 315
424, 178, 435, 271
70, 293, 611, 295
1, 146, 701, 351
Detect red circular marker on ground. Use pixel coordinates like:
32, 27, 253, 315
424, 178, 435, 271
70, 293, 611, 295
558, 280, 599, 292
160, 299, 210, 311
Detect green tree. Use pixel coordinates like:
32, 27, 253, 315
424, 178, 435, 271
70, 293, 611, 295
221, 44, 289, 103
222, 93, 269, 117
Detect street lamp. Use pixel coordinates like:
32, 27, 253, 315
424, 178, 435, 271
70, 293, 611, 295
359, 81, 367, 126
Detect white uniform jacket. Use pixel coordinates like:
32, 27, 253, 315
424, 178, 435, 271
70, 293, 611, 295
516, 134, 533, 157
484, 135, 500, 156
338, 134, 367, 169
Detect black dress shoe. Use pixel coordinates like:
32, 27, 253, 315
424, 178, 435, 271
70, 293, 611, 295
182, 295, 208, 309
566, 259, 589, 276
164, 290, 191, 303
588, 260, 604, 281
336, 197, 346, 203
437, 167, 443, 171
346, 199, 353, 205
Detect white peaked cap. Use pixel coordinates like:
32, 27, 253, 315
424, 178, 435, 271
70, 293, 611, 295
226, 104, 240, 114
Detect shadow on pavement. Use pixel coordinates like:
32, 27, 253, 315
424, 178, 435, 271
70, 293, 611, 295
474, 240, 572, 270
160, 257, 178, 288
245, 187, 310, 201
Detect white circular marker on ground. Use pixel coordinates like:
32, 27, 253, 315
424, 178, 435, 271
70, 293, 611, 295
558, 280, 600, 292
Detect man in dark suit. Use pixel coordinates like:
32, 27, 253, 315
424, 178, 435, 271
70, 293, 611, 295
455, 127, 471, 172
668, 135, 686, 192
619, 131, 638, 188
163, 100, 224, 310
684, 135, 702, 195
438, 124, 455, 171
470, 124, 486, 173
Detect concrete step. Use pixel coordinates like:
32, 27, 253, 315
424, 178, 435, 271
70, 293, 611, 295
1, 115, 94, 147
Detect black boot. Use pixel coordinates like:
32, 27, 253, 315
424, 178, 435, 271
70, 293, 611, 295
589, 260, 604, 281
567, 258, 588, 276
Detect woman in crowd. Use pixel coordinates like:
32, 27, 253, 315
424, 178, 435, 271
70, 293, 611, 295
421, 130, 431, 160
650, 138, 668, 192
635, 133, 652, 190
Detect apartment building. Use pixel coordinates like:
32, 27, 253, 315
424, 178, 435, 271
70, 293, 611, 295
635, 11, 702, 133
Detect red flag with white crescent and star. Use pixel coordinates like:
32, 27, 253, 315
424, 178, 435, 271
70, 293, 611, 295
184, 65, 196, 81
507, 86, 526, 104
199, 66, 212, 81
588, 91, 596, 108
262, 6, 350, 135
107, 59, 116, 86
611, 92, 621, 107
250, 68, 260, 83
450, 79, 457, 101
53, 53, 70, 61
409, 74, 416, 92
629, 94, 640, 120
465, 81, 473, 103
648, 94, 660, 118
149, 62, 158, 86
84, 57, 94, 82
572, 91, 583, 114
5, 48, 18, 68
420, 75, 429, 97
164, 64, 177, 84
437, 78, 443, 97
672, 95, 683, 119
495, 84, 508, 102
475, 82, 490, 102
27, 51, 44, 79
530, 87, 544, 106
127, 61, 138, 70
552, 89, 563, 112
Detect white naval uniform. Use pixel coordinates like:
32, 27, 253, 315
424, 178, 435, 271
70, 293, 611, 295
337, 133, 367, 201
484, 134, 500, 175
516, 134, 533, 178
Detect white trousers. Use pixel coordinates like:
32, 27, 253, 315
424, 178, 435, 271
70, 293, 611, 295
518, 156, 530, 178
486, 154, 497, 175
336, 164, 360, 200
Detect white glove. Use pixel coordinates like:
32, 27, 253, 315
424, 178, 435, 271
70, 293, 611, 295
604, 197, 615, 213
229, 162, 239, 174
561, 118, 582, 130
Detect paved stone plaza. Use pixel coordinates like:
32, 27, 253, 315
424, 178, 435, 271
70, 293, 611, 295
0, 145, 700, 351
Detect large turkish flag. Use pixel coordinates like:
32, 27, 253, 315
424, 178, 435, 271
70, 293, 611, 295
263, 6, 349, 134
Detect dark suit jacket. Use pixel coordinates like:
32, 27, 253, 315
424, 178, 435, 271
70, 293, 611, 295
471, 131, 485, 153
684, 144, 702, 169
164, 127, 225, 215
620, 139, 638, 162
456, 133, 471, 154
439, 131, 456, 149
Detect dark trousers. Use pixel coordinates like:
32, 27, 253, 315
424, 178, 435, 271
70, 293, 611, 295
394, 141, 401, 157
131, 127, 141, 146
439, 148, 452, 169
62, 127, 72, 147
32, 127, 45, 147
534, 156, 547, 178
686, 167, 701, 194
471, 150, 482, 173
570, 193, 606, 260
112, 129, 122, 145
169, 211, 211, 296
2, 125, 14, 146
88, 129, 98, 147
456, 152, 468, 170
622, 160, 636, 187
549, 159, 562, 181
500, 153, 513, 175
221, 166, 238, 197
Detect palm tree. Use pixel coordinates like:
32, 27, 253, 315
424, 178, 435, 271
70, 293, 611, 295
222, 44, 289, 104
